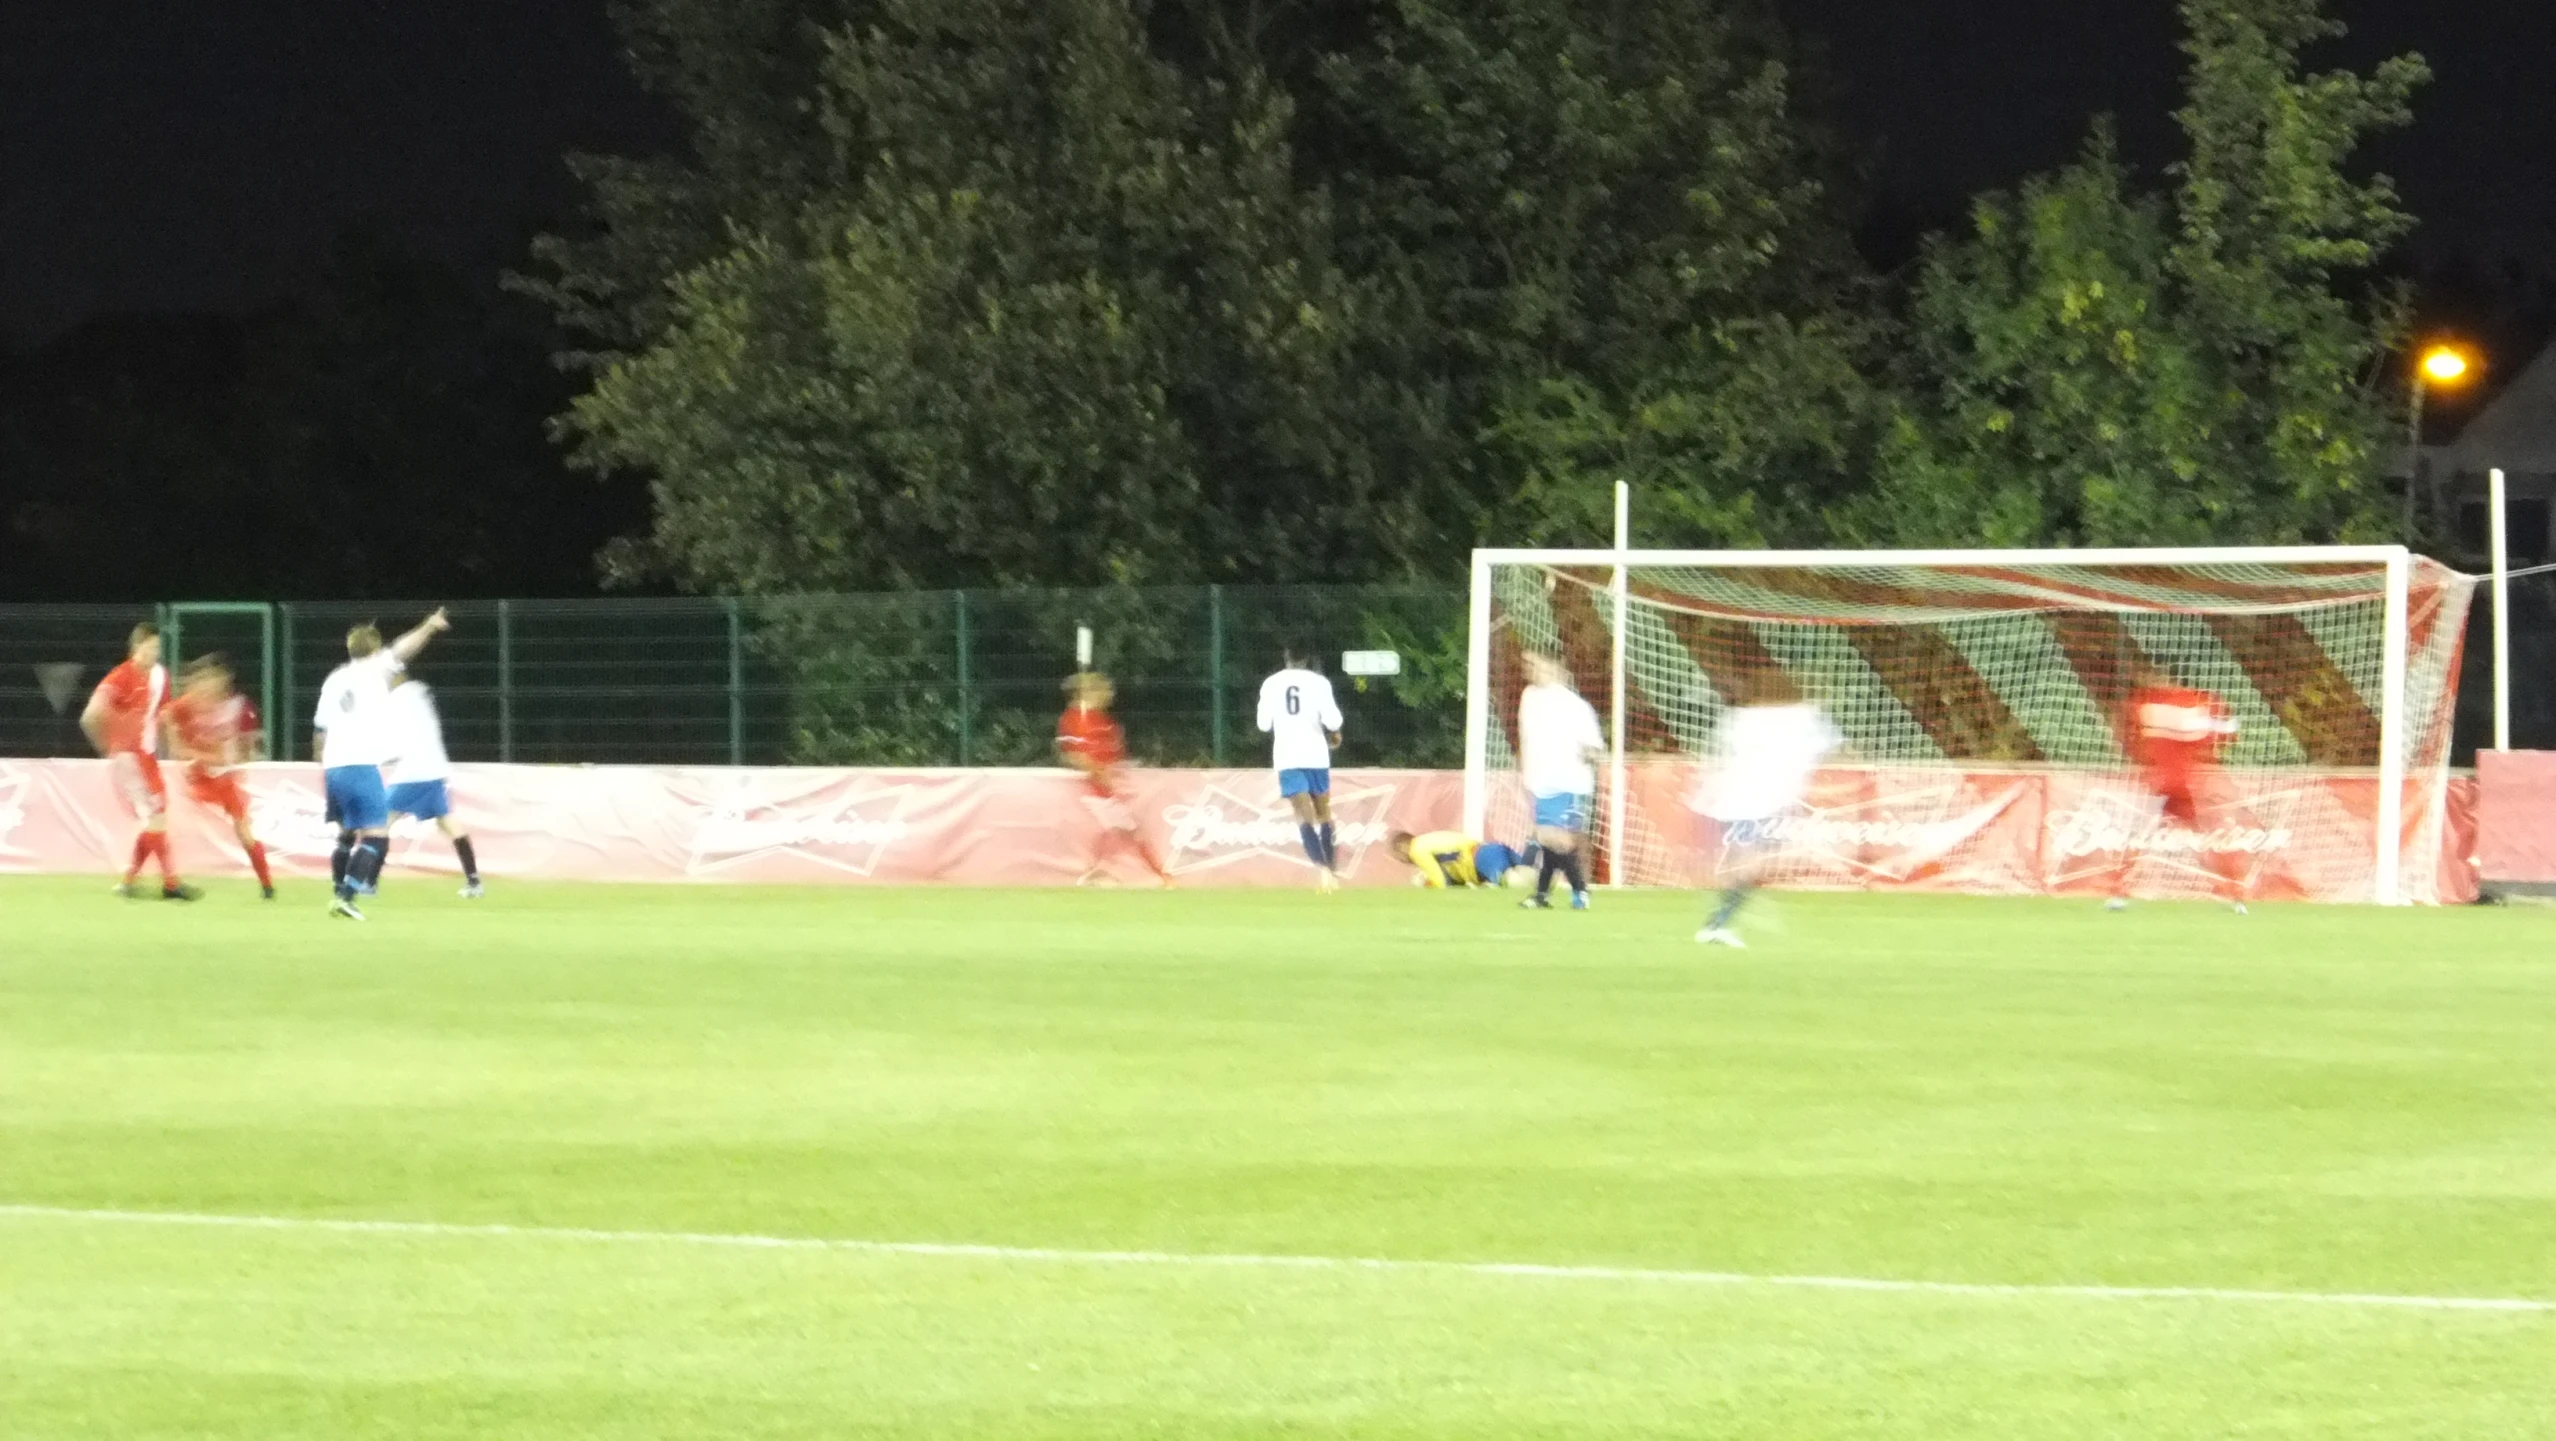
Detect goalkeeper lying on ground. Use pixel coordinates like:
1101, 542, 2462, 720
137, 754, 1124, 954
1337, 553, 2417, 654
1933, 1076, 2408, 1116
1387, 830, 1525, 889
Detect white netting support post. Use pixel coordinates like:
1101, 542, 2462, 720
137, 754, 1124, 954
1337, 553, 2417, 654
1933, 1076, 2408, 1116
1462, 550, 1495, 840
1605, 484, 1631, 887
2375, 548, 2412, 907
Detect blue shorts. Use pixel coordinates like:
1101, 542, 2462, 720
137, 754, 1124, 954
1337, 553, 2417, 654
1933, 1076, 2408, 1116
1278, 768, 1331, 799
388, 780, 452, 821
324, 765, 389, 832
1532, 792, 1591, 831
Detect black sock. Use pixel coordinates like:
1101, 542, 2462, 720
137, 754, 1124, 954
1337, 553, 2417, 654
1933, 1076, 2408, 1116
1535, 849, 1562, 899
1297, 823, 1324, 867
1557, 848, 1589, 895
330, 831, 355, 888
349, 836, 388, 894
1318, 822, 1337, 869
453, 835, 480, 883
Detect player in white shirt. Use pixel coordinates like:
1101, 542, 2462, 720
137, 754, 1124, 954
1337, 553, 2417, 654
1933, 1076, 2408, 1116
1515, 653, 1606, 910
1257, 644, 1346, 889
1690, 671, 1838, 947
315, 609, 449, 919
386, 676, 483, 898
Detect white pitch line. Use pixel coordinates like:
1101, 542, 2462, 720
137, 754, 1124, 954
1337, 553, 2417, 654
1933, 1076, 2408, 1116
2, 1203, 2549, 1316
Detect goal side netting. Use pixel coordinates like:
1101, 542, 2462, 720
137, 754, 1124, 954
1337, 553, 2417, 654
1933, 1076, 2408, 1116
1463, 548, 2475, 905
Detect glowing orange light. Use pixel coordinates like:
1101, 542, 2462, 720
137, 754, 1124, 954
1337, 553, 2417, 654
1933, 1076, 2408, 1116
2420, 347, 2474, 385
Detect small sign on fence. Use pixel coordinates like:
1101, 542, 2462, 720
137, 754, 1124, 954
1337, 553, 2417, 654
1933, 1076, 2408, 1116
1341, 651, 1401, 678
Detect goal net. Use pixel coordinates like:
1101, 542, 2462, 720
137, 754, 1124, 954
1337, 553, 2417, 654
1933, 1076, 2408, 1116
1464, 548, 2476, 905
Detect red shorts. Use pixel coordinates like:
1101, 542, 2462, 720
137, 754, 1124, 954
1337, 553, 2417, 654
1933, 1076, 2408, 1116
187, 767, 251, 823
110, 751, 167, 818
2144, 768, 2204, 826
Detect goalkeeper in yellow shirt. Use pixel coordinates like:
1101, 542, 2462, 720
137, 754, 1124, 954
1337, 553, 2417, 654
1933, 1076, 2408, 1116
1388, 830, 1523, 889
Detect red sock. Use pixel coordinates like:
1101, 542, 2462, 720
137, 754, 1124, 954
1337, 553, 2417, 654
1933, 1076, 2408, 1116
247, 842, 273, 890
125, 834, 151, 885
150, 833, 179, 887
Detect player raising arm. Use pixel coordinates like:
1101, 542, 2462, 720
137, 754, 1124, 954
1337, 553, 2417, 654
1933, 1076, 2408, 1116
1516, 653, 1604, 911
81, 621, 197, 901
2111, 668, 2248, 913
164, 655, 276, 899
385, 676, 484, 898
1691, 671, 1836, 948
315, 609, 449, 920
1056, 671, 1171, 887
1258, 645, 1345, 890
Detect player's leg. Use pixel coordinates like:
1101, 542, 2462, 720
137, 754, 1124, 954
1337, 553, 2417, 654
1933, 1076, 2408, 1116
437, 816, 483, 897
225, 787, 275, 899
1700, 820, 1764, 944
1283, 773, 1333, 880
2173, 773, 2248, 911
2107, 774, 2172, 910
118, 756, 194, 900
1310, 785, 1338, 873
328, 768, 391, 917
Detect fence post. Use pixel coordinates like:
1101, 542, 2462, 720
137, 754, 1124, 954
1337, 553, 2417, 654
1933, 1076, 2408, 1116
496, 600, 515, 764
1208, 584, 1227, 766
277, 604, 297, 761
726, 597, 745, 767
955, 590, 974, 767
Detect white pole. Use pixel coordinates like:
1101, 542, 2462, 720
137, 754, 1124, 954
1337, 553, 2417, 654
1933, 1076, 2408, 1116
2375, 548, 2411, 905
1461, 552, 1495, 839
1606, 482, 1632, 887
1076, 626, 1093, 670
2492, 467, 2513, 753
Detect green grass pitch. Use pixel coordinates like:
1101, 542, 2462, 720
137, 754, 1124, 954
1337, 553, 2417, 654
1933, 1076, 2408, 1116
3, 875, 2552, 1439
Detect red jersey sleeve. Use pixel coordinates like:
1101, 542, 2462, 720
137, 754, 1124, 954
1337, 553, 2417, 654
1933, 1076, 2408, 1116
2129, 687, 2233, 772
90, 662, 158, 755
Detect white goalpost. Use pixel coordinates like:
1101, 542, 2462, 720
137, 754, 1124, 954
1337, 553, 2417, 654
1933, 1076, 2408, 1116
1463, 544, 2477, 906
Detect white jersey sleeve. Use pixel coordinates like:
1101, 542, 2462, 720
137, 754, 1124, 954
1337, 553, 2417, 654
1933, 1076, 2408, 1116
1258, 669, 1339, 771
314, 653, 406, 769
1693, 704, 1838, 822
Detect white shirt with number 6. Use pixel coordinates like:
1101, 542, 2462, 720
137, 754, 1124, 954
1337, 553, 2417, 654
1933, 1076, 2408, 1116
1257, 668, 1342, 771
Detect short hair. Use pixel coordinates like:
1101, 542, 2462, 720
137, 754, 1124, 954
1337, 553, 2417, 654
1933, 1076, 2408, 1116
128, 622, 160, 652
347, 623, 383, 658
1282, 642, 1312, 668
182, 653, 232, 681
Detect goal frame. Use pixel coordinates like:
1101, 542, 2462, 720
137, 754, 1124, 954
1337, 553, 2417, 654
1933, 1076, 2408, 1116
1463, 544, 2421, 905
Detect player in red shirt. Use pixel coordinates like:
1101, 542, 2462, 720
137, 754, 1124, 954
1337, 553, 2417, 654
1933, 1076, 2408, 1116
165, 654, 277, 900
1056, 671, 1171, 887
2110, 669, 2247, 912
79, 621, 198, 900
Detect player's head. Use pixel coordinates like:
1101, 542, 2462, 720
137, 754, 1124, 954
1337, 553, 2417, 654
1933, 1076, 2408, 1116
1386, 829, 1417, 863
1066, 671, 1114, 710
346, 623, 383, 659
127, 622, 161, 667
181, 654, 232, 698
1524, 652, 1567, 688
1282, 642, 1313, 671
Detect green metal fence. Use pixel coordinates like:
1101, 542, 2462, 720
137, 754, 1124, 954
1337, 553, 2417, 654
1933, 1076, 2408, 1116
0, 587, 1469, 768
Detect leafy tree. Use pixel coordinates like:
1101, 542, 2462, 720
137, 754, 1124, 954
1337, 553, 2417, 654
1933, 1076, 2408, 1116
1856, 0, 2424, 547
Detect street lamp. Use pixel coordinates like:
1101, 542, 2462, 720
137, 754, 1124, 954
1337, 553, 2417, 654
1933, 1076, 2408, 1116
2405, 343, 2478, 538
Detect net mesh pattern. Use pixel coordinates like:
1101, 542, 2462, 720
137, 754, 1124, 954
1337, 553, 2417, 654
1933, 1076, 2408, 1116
1478, 556, 2476, 900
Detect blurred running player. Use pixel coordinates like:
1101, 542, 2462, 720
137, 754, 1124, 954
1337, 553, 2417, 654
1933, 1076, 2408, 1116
164, 654, 276, 899
316, 609, 450, 920
1516, 653, 1604, 911
2111, 667, 2247, 913
82, 622, 198, 900
1691, 671, 1836, 947
1055, 671, 1170, 887
1258, 644, 1345, 890
1385, 829, 1521, 889
386, 675, 484, 898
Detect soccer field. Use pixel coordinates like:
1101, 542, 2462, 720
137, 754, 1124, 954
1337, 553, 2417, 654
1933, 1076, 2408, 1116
3, 877, 2551, 1439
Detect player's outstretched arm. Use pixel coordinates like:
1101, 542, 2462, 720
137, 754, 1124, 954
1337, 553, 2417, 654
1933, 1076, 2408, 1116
388, 608, 452, 664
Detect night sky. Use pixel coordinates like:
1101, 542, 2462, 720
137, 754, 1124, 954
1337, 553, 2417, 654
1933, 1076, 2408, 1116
4, 0, 2552, 345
